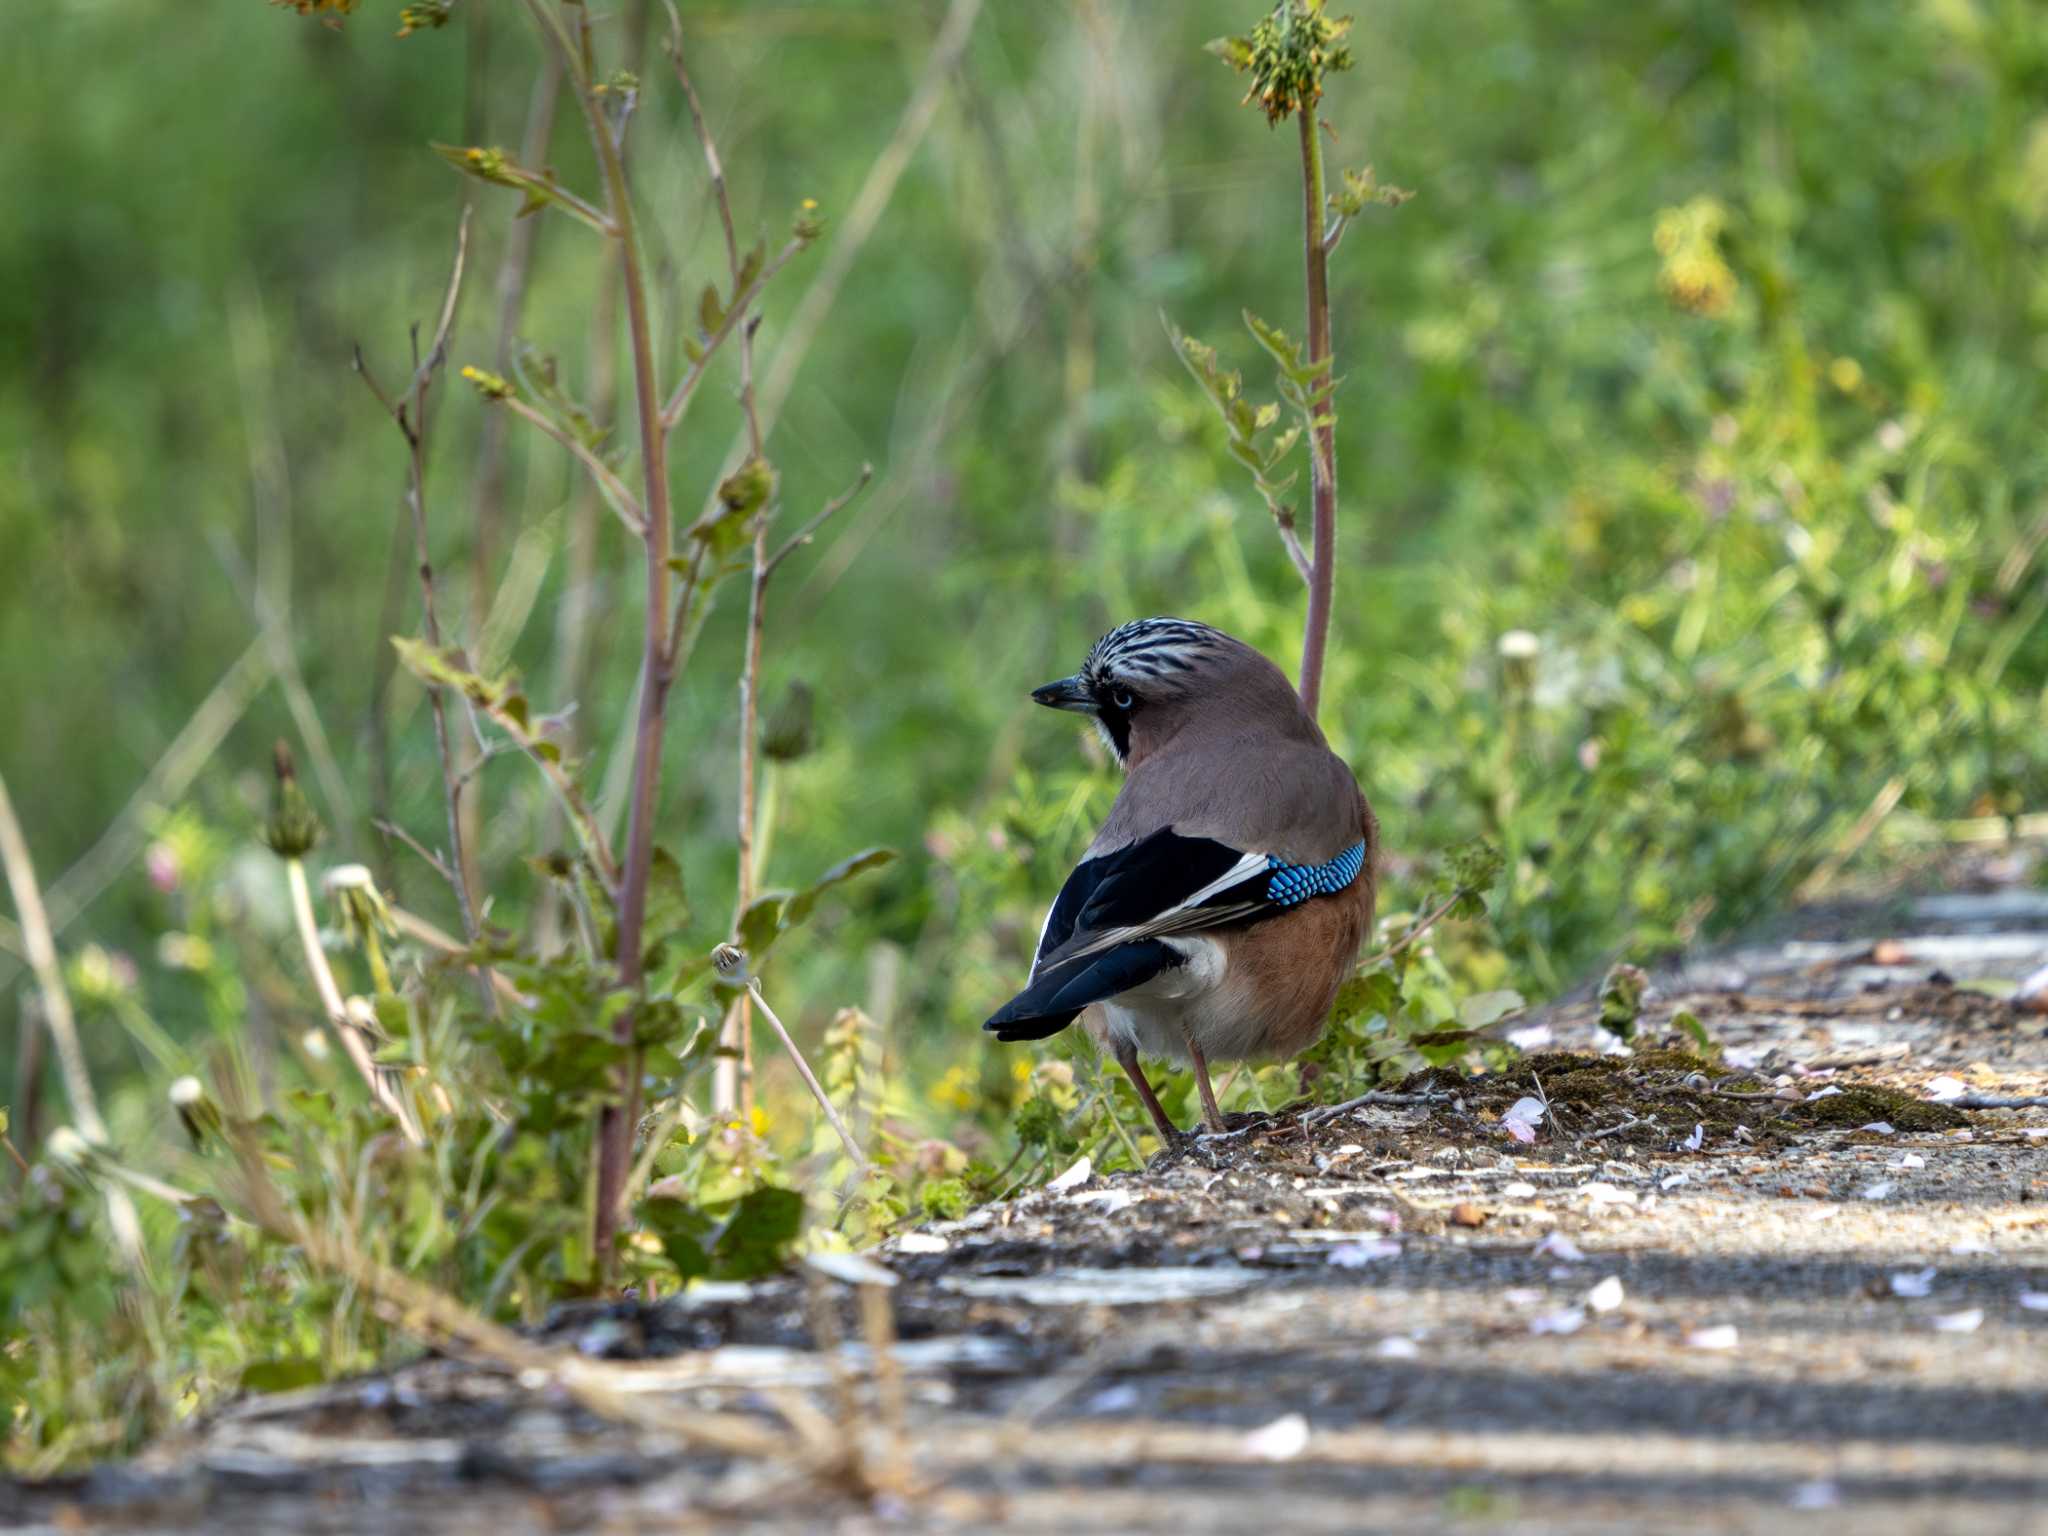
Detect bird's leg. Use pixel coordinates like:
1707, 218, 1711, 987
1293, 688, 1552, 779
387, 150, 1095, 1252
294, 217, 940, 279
1113, 1041, 1181, 1142
1184, 1036, 1228, 1134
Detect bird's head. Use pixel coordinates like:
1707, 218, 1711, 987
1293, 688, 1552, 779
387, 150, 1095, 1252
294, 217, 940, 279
1031, 617, 1307, 768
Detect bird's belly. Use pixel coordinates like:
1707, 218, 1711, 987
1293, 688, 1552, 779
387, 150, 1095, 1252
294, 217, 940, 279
1095, 936, 1274, 1065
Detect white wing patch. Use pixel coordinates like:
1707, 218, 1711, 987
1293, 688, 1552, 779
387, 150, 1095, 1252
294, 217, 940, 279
1062, 849, 1270, 962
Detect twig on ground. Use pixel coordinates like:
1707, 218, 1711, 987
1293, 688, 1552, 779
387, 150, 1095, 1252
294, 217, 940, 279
1302, 1088, 1455, 1127
1583, 1114, 1648, 1143
1948, 1094, 2048, 1110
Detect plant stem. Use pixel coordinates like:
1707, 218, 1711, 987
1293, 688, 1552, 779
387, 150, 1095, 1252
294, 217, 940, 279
285, 859, 422, 1143
746, 980, 867, 1170
0, 769, 149, 1275
1295, 106, 1337, 721
528, 0, 672, 1266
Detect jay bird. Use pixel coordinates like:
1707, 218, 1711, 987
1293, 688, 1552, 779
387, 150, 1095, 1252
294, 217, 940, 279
984, 618, 1378, 1138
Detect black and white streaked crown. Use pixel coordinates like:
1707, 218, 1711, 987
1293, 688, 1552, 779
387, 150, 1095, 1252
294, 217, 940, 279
1081, 618, 1230, 686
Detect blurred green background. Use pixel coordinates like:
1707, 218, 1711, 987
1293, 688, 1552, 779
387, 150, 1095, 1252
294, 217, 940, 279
7, 0, 2048, 1157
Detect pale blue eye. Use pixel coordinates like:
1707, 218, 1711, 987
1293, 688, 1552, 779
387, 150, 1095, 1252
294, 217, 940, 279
1112, 689, 1134, 710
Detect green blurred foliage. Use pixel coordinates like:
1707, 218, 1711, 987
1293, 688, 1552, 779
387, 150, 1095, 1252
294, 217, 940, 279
6, 0, 2048, 1469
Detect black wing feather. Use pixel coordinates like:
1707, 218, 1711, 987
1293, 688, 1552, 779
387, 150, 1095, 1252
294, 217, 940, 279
986, 829, 1261, 1043
1039, 828, 1251, 969
983, 939, 1177, 1041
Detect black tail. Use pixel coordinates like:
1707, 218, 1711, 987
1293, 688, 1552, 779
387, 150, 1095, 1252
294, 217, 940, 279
982, 940, 1175, 1042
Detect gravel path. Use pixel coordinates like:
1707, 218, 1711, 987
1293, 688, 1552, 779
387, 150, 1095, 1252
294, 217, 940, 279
9, 871, 2048, 1534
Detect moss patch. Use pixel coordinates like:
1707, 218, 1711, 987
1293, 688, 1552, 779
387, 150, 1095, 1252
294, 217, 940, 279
1791, 1086, 1967, 1133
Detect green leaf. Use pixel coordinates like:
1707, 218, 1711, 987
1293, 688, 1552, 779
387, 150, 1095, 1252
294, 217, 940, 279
737, 894, 785, 959
644, 1185, 806, 1282
1673, 1009, 1715, 1054
1014, 1095, 1077, 1154
709, 1186, 804, 1278
1598, 963, 1648, 1041
1409, 1027, 1480, 1066
1330, 967, 1401, 1028
640, 1199, 714, 1280
643, 846, 689, 953
784, 847, 898, 930
1444, 838, 1505, 900
697, 282, 724, 337
735, 240, 765, 297
1456, 989, 1525, 1030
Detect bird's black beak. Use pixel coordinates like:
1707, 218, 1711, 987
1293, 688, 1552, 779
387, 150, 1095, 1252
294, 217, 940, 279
1031, 675, 1094, 713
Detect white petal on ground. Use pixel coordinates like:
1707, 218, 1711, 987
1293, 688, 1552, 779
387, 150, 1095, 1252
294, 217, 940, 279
1535, 1232, 1588, 1262
1085, 1383, 1141, 1414
1501, 1180, 1539, 1199
1804, 1086, 1843, 1101
1789, 1481, 1841, 1510
1682, 1123, 1705, 1151
895, 1232, 949, 1255
1502, 1287, 1545, 1307
1498, 1093, 1545, 1145
1586, 1275, 1625, 1313
1530, 1307, 1586, 1336
1889, 1268, 1936, 1298
1067, 1189, 1134, 1215
1685, 1324, 1740, 1351
1375, 1336, 1421, 1359
1661, 1172, 1692, 1190
1858, 1181, 1895, 1201
1887, 1153, 1926, 1171
1924, 1076, 1967, 1102
1931, 1308, 1984, 1334
1858, 1121, 1897, 1135
1242, 1413, 1311, 1461
1046, 1156, 1094, 1194
2017, 1292, 2048, 1312
1327, 1239, 1402, 1268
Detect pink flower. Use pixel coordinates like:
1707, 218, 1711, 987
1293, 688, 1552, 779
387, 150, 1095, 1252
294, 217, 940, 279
146, 842, 181, 894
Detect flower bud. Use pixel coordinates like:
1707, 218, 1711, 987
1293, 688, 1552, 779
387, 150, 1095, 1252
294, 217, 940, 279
263, 741, 324, 860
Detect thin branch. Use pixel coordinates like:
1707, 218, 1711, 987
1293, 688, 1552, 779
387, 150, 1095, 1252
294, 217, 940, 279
1277, 517, 1313, 586
0, 770, 148, 1275
498, 396, 645, 536
655, 236, 806, 433
1294, 106, 1338, 720
744, 975, 868, 1170
374, 816, 457, 888
764, 464, 874, 578
387, 903, 532, 1012
1367, 888, 1465, 966
354, 209, 489, 975
524, 0, 678, 1267
727, 317, 768, 1122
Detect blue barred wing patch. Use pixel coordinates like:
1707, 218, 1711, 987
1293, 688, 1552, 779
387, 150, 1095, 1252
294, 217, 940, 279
1265, 838, 1367, 906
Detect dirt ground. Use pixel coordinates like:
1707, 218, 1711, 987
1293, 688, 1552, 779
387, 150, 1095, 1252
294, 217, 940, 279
9, 856, 2048, 1534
